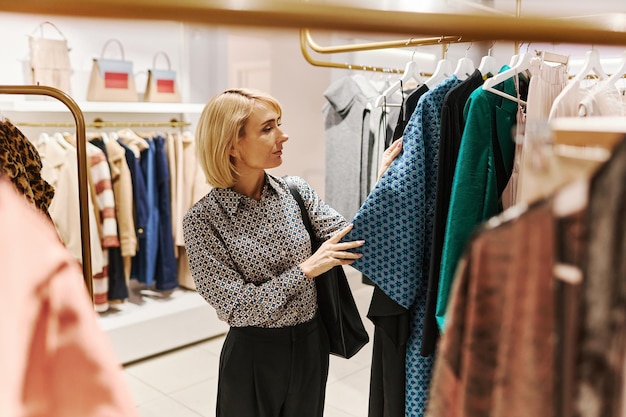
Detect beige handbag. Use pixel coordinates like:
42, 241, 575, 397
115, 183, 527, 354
144, 52, 182, 103
87, 39, 138, 102
28, 21, 72, 94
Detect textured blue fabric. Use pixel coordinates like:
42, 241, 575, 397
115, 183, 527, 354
136, 138, 159, 286
153, 135, 178, 291
345, 75, 462, 417
118, 140, 148, 242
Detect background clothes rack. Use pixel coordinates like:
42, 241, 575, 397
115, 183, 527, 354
14, 118, 191, 129
0, 85, 92, 301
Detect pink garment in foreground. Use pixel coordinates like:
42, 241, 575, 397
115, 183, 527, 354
0, 177, 138, 417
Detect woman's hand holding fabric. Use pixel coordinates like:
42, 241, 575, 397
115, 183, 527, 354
377, 138, 403, 181
299, 224, 364, 279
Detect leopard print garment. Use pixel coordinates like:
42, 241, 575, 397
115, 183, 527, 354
0, 120, 55, 213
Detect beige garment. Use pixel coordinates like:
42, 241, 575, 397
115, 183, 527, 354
518, 77, 619, 204
117, 128, 150, 157
165, 132, 180, 257
177, 248, 195, 289
577, 81, 625, 117
105, 138, 137, 258
549, 79, 594, 121
36, 134, 104, 276
516, 143, 606, 204
526, 57, 569, 124
508, 58, 568, 207
60, 133, 104, 244
0, 177, 138, 417
177, 131, 211, 289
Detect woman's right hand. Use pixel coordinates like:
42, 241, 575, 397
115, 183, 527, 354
299, 224, 364, 279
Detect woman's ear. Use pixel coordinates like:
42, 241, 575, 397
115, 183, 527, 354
229, 144, 238, 158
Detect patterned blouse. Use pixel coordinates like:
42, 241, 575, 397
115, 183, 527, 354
183, 174, 347, 328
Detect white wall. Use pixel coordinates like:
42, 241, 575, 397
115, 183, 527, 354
0, 13, 332, 198
0, 14, 189, 101
223, 28, 332, 196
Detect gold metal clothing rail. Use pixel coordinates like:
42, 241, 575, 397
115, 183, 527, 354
17, 118, 191, 129
300, 31, 402, 73
303, 29, 466, 54
0, 85, 92, 302
300, 29, 467, 73
1, 0, 625, 46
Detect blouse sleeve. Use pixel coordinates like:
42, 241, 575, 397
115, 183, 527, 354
286, 175, 349, 242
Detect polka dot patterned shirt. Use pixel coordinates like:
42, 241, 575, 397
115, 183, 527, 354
183, 174, 348, 328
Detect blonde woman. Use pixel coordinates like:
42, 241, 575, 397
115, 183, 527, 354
186, 89, 353, 417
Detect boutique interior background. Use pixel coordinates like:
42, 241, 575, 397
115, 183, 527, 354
1, 0, 625, 364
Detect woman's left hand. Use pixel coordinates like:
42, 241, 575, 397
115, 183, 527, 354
377, 138, 403, 181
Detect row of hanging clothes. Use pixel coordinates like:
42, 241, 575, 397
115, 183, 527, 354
0, 117, 209, 313
323, 42, 626, 417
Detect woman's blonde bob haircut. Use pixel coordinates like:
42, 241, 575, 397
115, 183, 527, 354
196, 88, 282, 189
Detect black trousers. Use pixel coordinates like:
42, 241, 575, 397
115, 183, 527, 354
367, 286, 409, 417
217, 315, 330, 417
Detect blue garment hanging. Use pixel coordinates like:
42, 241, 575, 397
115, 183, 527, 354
345, 75, 462, 417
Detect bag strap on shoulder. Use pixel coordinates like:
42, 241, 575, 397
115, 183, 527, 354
284, 177, 316, 249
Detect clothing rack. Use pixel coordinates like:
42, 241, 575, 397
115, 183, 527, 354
300, 31, 400, 73
300, 29, 467, 74
0, 85, 93, 301
303, 29, 466, 55
16, 117, 191, 129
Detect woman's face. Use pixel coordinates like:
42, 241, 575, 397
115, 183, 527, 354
231, 101, 288, 172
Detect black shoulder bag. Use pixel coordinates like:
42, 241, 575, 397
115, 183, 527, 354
285, 178, 369, 359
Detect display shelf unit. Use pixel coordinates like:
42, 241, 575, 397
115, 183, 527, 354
98, 287, 228, 365
4, 96, 222, 364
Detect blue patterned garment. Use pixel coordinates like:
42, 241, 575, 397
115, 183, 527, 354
345, 75, 462, 417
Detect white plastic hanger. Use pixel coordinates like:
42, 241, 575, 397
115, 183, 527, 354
482, 51, 533, 105
606, 50, 626, 86
36, 132, 51, 147
453, 57, 475, 81
551, 48, 607, 116
425, 58, 453, 89
453, 43, 475, 81
478, 42, 498, 77
374, 60, 423, 108
573, 48, 608, 82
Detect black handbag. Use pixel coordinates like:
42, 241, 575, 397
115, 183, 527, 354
285, 178, 369, 359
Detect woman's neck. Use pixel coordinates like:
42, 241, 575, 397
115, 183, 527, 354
231, 170, 266, 201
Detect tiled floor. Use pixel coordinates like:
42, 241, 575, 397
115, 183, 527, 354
123, 276, 375, 417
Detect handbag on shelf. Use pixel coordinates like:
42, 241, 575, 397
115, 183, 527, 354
144, 51, 181, 103
87, 39, 138, 102
285, 178, 369, 359
28, 21, 72, 94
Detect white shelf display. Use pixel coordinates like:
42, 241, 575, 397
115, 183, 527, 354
4, 96, 223, 364
99, 288, 228, 365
